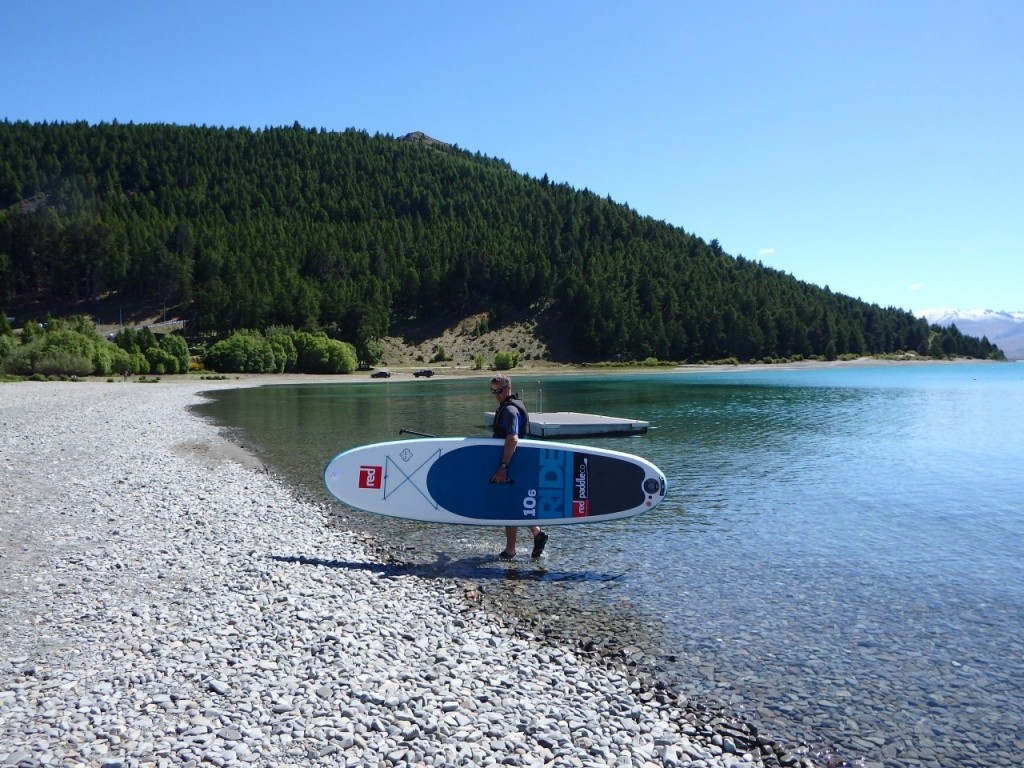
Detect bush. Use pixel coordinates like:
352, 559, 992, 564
92, 341, 131, 377
325, 338, 358, 374
41, 329, 95, 361
159, 334, 190, 373
145, 346, 180, 375
202, 328, 358, 374
2, 344, 32, 375
0, 316, 187, 377
204, 331, 276, 373
33, 349, 95, 377
266, 326, 298, 373
113, 328, 140, 353
19, 320, 43, 344
2, 326, 106, 377
293, 331, 357, 374
109, 345, 134, 376
0, 335, 15, 368
493, 350, 519, 370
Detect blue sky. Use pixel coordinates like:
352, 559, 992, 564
3, 1, 1021, 313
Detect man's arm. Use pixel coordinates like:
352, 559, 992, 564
491, 432, 518, 483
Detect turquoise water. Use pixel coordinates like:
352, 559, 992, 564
196, 363, 1024, 767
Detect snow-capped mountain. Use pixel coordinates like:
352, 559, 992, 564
919, 308, 1024, 360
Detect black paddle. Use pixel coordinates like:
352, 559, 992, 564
398, 428, 437, 438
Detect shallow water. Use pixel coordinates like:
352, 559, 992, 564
197, 363, 1024, 767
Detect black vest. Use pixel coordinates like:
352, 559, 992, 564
492, 394, 530, 438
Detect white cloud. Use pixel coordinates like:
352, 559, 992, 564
758, 247, 775, 256
909, 282, 925, 291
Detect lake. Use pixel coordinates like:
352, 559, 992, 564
195, 362, 1024, 768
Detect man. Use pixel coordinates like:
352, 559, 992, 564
489, 374, 548, 560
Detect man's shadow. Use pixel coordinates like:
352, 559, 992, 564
271, 552, 625, 583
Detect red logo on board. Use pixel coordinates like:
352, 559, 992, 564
572, 499, 590, 517
358, 465, 383, 489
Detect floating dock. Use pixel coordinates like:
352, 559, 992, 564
484, 411, 649, 439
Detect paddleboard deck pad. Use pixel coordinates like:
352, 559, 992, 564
324, 437, 667, 526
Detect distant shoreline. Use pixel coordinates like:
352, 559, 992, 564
0, 352, 1006, 394
10, 352, 991, 389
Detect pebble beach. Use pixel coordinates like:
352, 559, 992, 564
0, 380, 808, 768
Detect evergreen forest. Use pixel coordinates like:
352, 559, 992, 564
0, 120, 1004, 365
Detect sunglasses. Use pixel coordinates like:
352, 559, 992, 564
490, 385, 507, 394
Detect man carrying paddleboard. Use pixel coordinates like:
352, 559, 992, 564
490, 374, 549, 560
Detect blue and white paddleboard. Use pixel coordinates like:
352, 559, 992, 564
323, 437, 667, 526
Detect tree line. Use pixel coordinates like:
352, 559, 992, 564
0, 120, 1004, 364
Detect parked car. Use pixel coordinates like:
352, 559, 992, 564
370, 370, 391, 378
413, 369, 434, 378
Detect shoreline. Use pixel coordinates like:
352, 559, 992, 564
51, 352, 1005, 389
0, 380, 809, 767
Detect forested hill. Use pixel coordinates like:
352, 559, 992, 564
0, 120, 1003, 362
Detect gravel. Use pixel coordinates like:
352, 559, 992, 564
0, 380, 812, 768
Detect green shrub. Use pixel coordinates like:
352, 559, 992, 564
19, 321, 43, 344
493, 350, 519, 370
0, 335, 14, 367
91, 342, 115, 376
130, 351, 150, 375
108, 345, 134, 376
40, 329, 95, 361
202, 328, 357, 375
91, 342, 135, 377
2, 326, 102, 377
325, 338, 358, 374
112, 328, 140, 353
293, 331, 356, 374
159, 334, 190, 373
204, 331, 276, 373
33, 349, 94, 377
293, 332, 331, 373
2, 344, 32, 375
145, 346, 180, 375
266, 327, 298, 373
0, 316, 166, 378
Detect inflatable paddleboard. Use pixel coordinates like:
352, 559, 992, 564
323, 437, 667, 526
